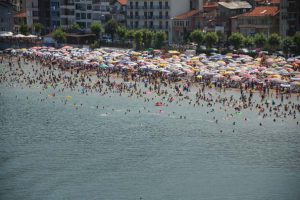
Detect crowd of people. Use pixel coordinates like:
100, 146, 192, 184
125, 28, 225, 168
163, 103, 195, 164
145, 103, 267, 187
0, 46, 300, 130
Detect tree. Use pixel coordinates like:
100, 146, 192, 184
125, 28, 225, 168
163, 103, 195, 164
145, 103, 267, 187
90, 41, 100, 49
228, 32, 245, 49
204, 32, 218, 48
243, 36, 254, 48
254, 33, 267, 48
20, 24, 29, 35
293, 32, 300, 54
141, 29, 155, 48
154, 31, 167, 49
116, 26, 127, 40
32, 23, 44, 35
71, 23, 81, 33
125, 29, 135, 41
52, 28, 67, 44
216, 31, 226, 47
104, 19, 119, 42
190, 29, 204, 47
268, 33, 281, 51
134, 30, 143, 50
90, 21, 103, 39
282, 37, 293, 56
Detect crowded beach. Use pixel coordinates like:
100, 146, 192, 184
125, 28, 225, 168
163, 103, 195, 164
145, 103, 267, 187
0, 46, 300, 129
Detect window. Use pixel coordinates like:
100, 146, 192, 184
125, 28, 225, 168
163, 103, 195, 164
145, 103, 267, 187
144, 2, 147, 8
76, 13, 80, 19
165, 1, 169, 8
87, 4, 92, 10
87, 13, 91, 19
81, 13, 86, 19
166, 21, 168, 29
150, 2, 153, 8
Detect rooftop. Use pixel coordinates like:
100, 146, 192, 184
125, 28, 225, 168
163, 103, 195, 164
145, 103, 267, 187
117, 0, 128, 6
218, 1, 252, 10
239, 6, 279, 17
14, 11, 26, 18
174, 9, 200, 20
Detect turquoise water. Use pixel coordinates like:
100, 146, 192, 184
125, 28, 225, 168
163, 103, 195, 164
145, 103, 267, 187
0, 86, 300, 200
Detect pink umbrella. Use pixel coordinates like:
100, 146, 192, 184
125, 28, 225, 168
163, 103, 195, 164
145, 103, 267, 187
230, 76, 242, 81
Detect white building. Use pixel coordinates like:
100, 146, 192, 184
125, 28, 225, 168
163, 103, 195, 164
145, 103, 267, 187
60, 0, 75, 29
126, 0, 203, 42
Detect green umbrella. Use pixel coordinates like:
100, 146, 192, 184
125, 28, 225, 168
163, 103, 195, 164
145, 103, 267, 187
99, 63, 108, 69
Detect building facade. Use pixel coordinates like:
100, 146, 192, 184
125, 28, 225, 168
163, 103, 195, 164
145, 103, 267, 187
0, 1, 14, 32
280, 0, 300, 36
217, 1, 252, 36
60, 0, 75, 29
26, 0, 51, 32
110, 0, 127, 26
50, 0, 60, 30
236, 6, 279, 36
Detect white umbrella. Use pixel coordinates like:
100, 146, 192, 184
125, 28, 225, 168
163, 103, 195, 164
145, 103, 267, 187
14, 34, 26, 38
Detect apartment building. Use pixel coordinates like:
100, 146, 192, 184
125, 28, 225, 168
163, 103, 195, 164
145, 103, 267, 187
10, 0, 26, 12
280, 0, 300, 36
60, 0, 75, 29
126, 0, 202, 30
236, 6, 279, 36
110, 0, 127, 26
50, 0, 60, 29
217, 1, 252, 36
92, 0, 111, 23
0, 1, 14, 32
26, 0, 51, 31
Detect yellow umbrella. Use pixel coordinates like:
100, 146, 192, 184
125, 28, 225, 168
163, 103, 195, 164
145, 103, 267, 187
131, 51, 141, 56
269, 74, 281, 79
168, 50, 180, 55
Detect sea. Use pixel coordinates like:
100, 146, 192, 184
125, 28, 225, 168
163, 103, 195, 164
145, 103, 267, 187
0, 70, 300, 200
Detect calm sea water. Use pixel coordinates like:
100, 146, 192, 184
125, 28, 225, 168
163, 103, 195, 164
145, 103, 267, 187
0, 85, 300, 200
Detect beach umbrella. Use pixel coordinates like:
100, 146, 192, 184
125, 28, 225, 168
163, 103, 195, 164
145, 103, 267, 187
100, 63, 109, 69
230, 76, 242, 81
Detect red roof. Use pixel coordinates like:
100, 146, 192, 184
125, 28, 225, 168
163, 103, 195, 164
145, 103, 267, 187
118, 0, 127, 5
14, 11, 26, 18
240, 6, 279, 17
174, 9, 200, 20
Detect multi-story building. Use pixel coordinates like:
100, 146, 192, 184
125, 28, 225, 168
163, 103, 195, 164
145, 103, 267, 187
172, 9, 201, 43
10, 0, 26, 12
60, 0, 75, 29
26, 0, 51, 32
236, 6, 279, 36
0, 1, 14, 32
110, 0, 127, 26
280, 0, 300, 36
217, 1, 252, 36
73, 0, 93, 30
126, 0, 203, 42
50, 0, 60, 30
92, 0, 111, 24
127, 0, 198, 30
